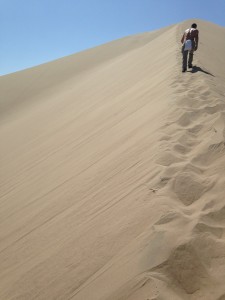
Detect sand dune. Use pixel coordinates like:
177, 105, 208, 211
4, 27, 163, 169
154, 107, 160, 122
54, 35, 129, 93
1, 19, 225, 300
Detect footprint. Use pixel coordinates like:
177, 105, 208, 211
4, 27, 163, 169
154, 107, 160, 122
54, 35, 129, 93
159, 135, 171, 142
202, 205, 225, 225
177, 97, 204, 109
151, 240, 208, 294
173, 143, 191, 155
209, 141, 225, 153
201, 90, 211, 97
204, 104, 225, 115
156, 152, 182, 167
178, 132, 200, 148
187, 124, 203, 134
193, 222, 223, 238
172, 172, 213, 205
202, 200, 216, 211
193, 141, 225, 166
177, 112, 193, 127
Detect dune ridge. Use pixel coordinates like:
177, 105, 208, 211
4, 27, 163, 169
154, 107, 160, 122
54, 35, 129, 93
0, 19, 225, 300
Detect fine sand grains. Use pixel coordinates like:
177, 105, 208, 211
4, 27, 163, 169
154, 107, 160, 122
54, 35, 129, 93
143, 20, 225, 300
0, 19, 225, 300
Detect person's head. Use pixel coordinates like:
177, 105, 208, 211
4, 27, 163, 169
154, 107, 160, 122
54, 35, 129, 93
191, 23, 197, 29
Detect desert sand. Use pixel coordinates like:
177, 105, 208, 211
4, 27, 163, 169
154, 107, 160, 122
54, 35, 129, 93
1, 19, 225, 300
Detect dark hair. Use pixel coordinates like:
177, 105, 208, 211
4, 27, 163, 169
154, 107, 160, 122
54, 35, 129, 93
191, 23, 197, 28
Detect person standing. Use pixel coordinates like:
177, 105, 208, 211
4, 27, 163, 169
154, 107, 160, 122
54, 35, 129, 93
181, 23, 199, 72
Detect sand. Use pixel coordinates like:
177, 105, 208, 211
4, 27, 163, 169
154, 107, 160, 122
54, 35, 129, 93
0, 19, 225, 300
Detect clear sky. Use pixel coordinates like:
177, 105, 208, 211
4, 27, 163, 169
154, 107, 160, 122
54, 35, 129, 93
1, 0, 225, 75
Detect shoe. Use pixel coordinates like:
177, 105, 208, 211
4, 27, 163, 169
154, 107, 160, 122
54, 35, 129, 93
182, 68, 187, 72
188, 64, 193, 68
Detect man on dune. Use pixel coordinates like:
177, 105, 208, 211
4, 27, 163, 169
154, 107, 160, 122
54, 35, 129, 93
181, 23, 199, 72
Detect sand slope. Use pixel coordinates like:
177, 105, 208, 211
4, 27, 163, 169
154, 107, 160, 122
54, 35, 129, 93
0, 19, 225, 300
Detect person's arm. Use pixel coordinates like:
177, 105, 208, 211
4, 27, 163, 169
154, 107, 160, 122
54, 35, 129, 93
181, 33, 185, 44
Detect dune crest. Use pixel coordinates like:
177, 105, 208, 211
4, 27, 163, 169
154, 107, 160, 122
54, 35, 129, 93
1, 19, 225, 300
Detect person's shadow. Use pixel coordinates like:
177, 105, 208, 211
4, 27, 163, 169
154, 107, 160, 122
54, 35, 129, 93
191, 66, 214, 76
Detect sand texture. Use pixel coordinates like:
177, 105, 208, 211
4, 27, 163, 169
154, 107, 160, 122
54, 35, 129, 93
1, 19, 225, 300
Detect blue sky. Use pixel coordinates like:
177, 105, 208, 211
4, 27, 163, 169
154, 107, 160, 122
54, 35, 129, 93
1, 0, 225, 75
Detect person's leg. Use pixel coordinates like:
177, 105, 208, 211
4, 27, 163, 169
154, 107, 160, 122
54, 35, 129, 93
188, 41, 195, 68
188, 51, 194, 68
182, 50, 188, 71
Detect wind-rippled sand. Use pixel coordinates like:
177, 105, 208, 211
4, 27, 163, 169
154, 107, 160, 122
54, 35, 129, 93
1, 19, 225, 300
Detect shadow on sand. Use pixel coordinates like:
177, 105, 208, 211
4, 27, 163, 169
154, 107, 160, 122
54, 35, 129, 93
190, 66, 215, 77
